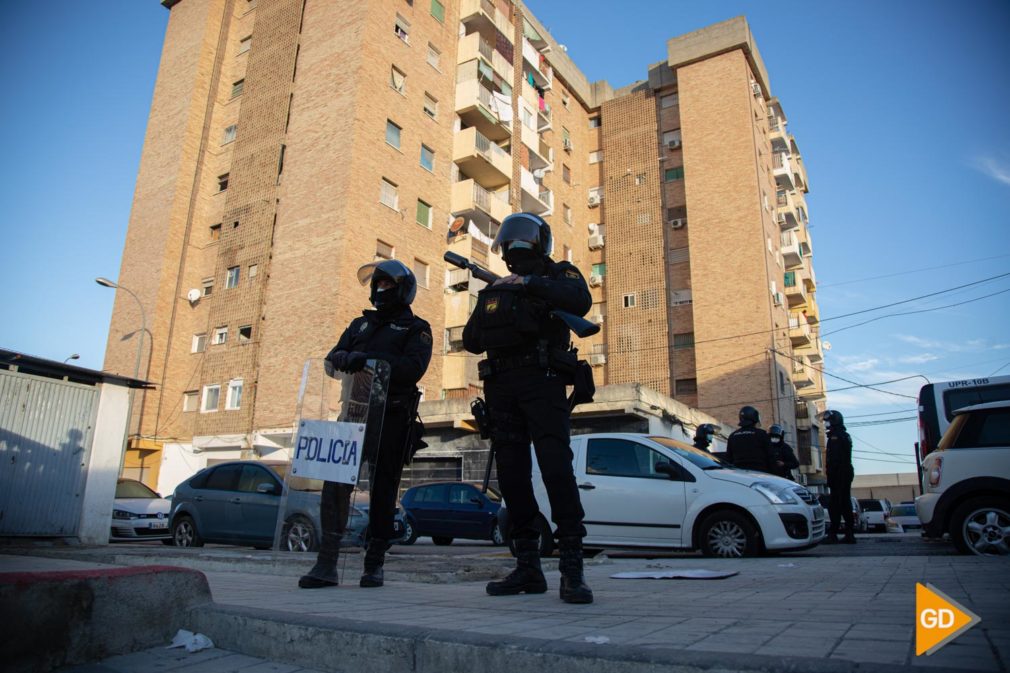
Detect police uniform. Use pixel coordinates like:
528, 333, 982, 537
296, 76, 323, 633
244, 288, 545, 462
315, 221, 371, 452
770, 440, 800, 480
824, 412, 855, 543
726, 426, 775, 473
463, 212, 593, 604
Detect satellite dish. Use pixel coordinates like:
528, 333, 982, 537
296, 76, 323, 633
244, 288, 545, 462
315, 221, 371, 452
447, 216, 466, 243
186, 289, 201, 303
822, 341, 832, 351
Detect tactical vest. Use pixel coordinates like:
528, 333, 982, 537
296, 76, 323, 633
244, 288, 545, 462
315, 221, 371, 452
475, 285, 546, 350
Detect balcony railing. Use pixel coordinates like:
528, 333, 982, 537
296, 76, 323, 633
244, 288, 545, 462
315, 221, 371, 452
789, 316, 813, 347
457, 31, 514, 83
454, 127, 511, 188
455, 79, 511, 142
781, 232, 803, 268
773, 153, 796, 191
451, 179, 511, 225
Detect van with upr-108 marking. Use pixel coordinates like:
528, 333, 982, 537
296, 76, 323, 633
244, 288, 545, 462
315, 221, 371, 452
917, 375, 1010, 461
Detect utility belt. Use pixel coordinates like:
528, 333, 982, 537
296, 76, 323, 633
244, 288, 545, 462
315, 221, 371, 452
477, 342, 595, 407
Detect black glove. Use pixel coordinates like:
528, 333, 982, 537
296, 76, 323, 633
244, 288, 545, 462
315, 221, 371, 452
327, 350, 349, 371
345, 351, 368, 373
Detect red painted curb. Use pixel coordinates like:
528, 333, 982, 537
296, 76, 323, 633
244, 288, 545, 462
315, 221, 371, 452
0, 564, 207, 585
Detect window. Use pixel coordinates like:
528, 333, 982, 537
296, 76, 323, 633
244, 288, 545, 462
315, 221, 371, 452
586, 438, 668, 479
563, 244, 572, 262
226, 379, 243, 410
670, 288, 692, 306
423, 92, 438, 119
192, 333, 207, 353
951, 409, 1010, 448
623, 293, 636, 308
385, 120, 401, 149
183, 391, 199, 413
231, 79, 244, 98
394, 14, 410, 43
201, 385, 221, 412
213, 326, 228, 345
589, 150, 603, 164
784, 271, 797, 287
238, 36, 251, 54
661, 93, 679, 108
414, 484, 447, 503
414, 259, 429, 288
562, 164, 571, 184
201, 278, 214, 297
420, 144, 435, 171
588, 117, 601, 129
663, 129, 682, 147
430, 0, 444, 22
209, 223, 222, 241
635, 173, 646, 186
390, 65, 406, 94
592, 263, 606, 277
217, 173, 229, 191
664, 166, 685, 182
673, 332, 694, 349
375, 239, 394, 260
675, 378, 698, 396
248, 264, 258, 281
562, 92, 570, 109
562, 126, 571, 150
416, 199, 432, 228
563, 204, 572, 225
426, 43, 441, 69
226, 266, 240, 289
238, 464, 276, 493
380, 178, 398, 209
238, 325, 252, 343
204, 464, 241, 490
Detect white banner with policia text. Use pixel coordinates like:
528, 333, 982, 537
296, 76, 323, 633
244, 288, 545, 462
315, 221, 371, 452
291, 419, 367, 484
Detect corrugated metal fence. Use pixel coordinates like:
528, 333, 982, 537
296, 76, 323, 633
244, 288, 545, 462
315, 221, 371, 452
0, 369, 99, 536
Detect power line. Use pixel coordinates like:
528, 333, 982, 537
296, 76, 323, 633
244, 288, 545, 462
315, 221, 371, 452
991, 360, 1010, 376
772, 348, 917, 400
851, 432, 915, 459
818, 253, 1010, 288
846, 409, 917, 418
847, 416, 917, 427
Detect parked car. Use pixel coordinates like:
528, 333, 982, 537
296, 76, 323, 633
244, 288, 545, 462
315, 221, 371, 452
817, 495, 868, 533
499, 434, 825, 558
858, 498, 892, 532
399, 482, 504, 546
110, 478, 172, 543
916, 401, 1010, 556
169, 461, 400, 551
887, 503, 922, 531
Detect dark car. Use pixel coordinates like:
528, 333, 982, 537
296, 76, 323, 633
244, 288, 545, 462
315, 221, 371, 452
400, 482, 504, 546
169, 460, 400, 551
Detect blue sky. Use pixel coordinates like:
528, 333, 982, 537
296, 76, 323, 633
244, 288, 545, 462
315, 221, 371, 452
1, 1, 1008, 475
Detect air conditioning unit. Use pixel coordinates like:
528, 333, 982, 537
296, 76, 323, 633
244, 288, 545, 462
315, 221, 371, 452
589, 353, 607, 366
751, 82, 761, 97
589, 313, 604, 326
588, 234, 604, 250
587, 194, 601, 207
669, 218, 686, 229
772, 291, 784, 306
667, 139, 681, 149
589, 274, 603, 287
563, 139, 573, 151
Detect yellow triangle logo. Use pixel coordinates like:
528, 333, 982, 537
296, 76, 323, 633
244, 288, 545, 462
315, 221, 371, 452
916, 583, 981, 656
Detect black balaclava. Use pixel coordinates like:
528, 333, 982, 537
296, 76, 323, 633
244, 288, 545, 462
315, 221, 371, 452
503, 241, 546, 277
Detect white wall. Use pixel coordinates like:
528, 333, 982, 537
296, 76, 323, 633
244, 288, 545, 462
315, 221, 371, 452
78, 384, 130, 544
157, 444, 246, 496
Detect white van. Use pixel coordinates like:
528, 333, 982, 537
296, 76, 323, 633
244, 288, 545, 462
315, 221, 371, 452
917, 375, 1010, 460
499, 433, 825, 558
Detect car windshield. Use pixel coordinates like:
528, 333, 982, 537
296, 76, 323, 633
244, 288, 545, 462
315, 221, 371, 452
860, 500, 884, 511
891, 505, 916, 516
116, 480, 159, 499
263, 463, 324, 492
647, 436, 730, 469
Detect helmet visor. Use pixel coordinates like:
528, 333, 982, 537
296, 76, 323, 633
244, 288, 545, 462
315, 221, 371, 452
491, 214, 544, 255
356, 259, 411, 286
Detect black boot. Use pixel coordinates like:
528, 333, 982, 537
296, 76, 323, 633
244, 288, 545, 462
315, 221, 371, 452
299, 533, 341, 588
843, 522, 857, 544
486, 538, 548, 596
360, 539, 391, 588
558, 536, 593, 604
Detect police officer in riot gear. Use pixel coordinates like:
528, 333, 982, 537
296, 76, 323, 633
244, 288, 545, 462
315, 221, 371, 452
768, 424, 800, 481
693, 423, 718, 453
823, 410, 856, 544
299, 259, 432, 589
725, 406, 775, 473
463, 212, 594, 604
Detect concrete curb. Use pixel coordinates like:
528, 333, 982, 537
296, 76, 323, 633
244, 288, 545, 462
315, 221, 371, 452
188, 602, 974, 673
0, 565, 212, 673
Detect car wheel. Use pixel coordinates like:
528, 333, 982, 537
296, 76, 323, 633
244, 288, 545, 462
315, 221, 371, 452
432, 536, 454, 546
401, 518, 418, 545
490, 521, 505, 546
698, 510, 760, 558
950, 496, 1010, 556
172, 516, 203, 548
283, 516, 318, 553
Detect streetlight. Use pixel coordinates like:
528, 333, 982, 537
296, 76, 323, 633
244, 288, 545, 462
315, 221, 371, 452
96, 277, 148, 445
64, 354, 80, 364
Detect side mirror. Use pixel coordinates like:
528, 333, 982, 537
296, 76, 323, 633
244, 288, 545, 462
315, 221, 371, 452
257, 482, 279, 495
470, 496, 484, 508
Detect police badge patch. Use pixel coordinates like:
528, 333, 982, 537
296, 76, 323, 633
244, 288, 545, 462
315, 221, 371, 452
486, 297, 499, 313
420, 331, 432, 345
564, 269, 580, 279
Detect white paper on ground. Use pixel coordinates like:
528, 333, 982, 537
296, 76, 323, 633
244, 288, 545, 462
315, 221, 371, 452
167, 629, 215, 652
585, 636, 611, 644
609, 569, 739, 580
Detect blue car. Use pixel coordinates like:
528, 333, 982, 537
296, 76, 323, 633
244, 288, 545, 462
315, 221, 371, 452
399, 482, 504, 546
169, 461, 400, 551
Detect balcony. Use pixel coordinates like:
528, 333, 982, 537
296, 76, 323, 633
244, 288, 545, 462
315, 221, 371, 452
789, 136, 809, 192
445, 267, 470, 292
522, 37, 552, 90
789, 315, 813, 348
792, 356, 814, 389
776, 190, 799, 230
520, 167, 552, 215
803, 295, 820, 326
460, 0, 513, 44
456, 31, 514, 83
537, 99, 552, 132
781, 231, 803, 268
783, 271, 807, 307
451, 179, 510, 234
524, 134, 552, 174
453, 127, 510, 189
798, 374, 826, 402
455, 79, 511, 142
773, 153, 796, 191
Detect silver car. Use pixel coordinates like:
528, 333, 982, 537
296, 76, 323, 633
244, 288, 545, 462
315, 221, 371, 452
110, 478, 172, 543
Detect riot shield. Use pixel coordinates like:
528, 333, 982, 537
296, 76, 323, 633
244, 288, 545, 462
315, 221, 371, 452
272, 358, 390, 582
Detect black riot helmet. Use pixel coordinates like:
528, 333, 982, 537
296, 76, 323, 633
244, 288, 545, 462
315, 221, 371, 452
769, 424, 785, 440
357, 259, 417, 309
492, 212, 553, 274
694, 423, 717, 442
739, 405, 760, 427
822, 409, 844, 429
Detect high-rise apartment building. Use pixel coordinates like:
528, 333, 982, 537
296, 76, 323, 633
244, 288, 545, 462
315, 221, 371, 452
105, 1, 826, 490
